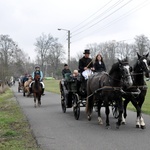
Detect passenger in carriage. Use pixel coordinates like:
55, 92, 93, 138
72, 70, 79, 78
29, 66, 45, 96
62, 64, 71, 78
93, 53, 106, 73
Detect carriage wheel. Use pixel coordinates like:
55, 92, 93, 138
73, 94, 80, 120
112, 105, 119, 119
60, 84, 67, 113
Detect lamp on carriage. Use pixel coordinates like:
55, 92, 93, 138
58, 28, 70, 66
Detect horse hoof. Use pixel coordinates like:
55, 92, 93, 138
136, 124, 140, 128
141, 125, 146, 129
116, 125, 120, 129
116, 122, 120, 129
98, 117, 103, 125
105, 125, 110, 129
98, 121, 103, 125
122, 122, 126, 125
87, 115, 91, 121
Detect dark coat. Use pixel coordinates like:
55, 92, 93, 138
22, 76, 28, 85
93, 61, 106, 72
62, 68, 71, 78
79, 57, 93, 73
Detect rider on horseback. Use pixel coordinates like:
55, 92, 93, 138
22, 73, 29, 86
29, 66, 45, 96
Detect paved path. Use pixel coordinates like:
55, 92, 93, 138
12, 85, 150, 150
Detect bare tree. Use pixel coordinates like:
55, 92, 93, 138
34, 33, 56, 72
0, 35, 21, 81
0, 34, 34, 81
46, 42, 65, 78
115, 42, 133, 59
134, 35, 150, 55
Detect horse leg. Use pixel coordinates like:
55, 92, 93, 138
138, 95, 146, 129
34, 98, 36, 108
86, 96, 93, 121
130, 100, 142, 128
135, 110, 145, 129
116, 98, 123, 129
122, 98, 129, 125
140, 116, 146, 129
104, 101, 110, 129
26, 87, 30, 96
97, 100, 103, 125
33, 94, 36, 108
38, 95, 41, 107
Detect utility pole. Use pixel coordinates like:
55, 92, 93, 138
68, 30, 70, 66
58, 28, 71, 66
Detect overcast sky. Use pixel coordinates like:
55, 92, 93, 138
0, 0, 150, 61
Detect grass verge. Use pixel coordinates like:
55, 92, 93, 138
0, 88, 40, 150
44, 79, 60, 94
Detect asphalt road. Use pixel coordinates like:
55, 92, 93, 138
11, 85, 150, 150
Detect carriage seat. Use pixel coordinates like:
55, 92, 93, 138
64, 72, 81, 93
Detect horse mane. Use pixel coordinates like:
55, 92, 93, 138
109, 57, 128, 75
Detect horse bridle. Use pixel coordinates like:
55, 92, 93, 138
137, 57, 149, 72
118, 63, 133, 84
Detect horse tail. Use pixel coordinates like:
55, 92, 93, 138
86, 96, 89, 114
86, 78, 93, 115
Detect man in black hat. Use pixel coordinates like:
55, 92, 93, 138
62, 64, 71, 78
79, 49, 93, 76
78, 49, 93, 95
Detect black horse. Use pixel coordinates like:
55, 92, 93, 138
32, 74, 42, 108
86, 57, 133, 129
122, 53, 149, 129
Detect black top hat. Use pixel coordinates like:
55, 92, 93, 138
83, 49, 90, 54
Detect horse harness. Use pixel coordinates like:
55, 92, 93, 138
87, 72, 124, 99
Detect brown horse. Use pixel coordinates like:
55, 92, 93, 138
23, 77, 32, 97
32, 74, 42, 107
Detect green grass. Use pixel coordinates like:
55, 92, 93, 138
44, 79, 60, 94
0, 89, 40, 150
44, 79, 150, 115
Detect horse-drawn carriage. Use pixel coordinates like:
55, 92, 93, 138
59, 71, 120, 121
60, 53, 149, 129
